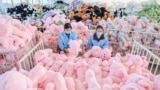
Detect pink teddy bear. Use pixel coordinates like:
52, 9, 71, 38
108, 62, 128, 84
100, 48, 112, 60
59, 61, 75, 77
75, 60, 88, 82
68, 40, 82, 57
84, 46, 102, 58
85, 69, 101, 90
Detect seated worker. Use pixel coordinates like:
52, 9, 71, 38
87, 25, 109, 49
58, 23, 77, 53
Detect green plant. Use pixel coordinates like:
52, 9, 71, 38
138, 3, 160, 22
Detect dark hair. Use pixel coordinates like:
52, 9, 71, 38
64, 23, 72, 29
88, 6, 93, 9
91, 15, 97, 22
96, 25, 104, 30
74, 11, 79, 14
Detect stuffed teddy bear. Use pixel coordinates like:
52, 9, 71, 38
126, 73, 153, 90
55, 54, 67, 62
44, 17, 53, 27
44, 82, 55, 90
100, 48, 112, 60
50, 72, 68, 90
153, 75, 160, 90
38, 70, 67, 90
28, 65, 46, 87
85, 69, 101, 90
126, 15, 138, 25
0, 71, 34, 90
76, 21, 89, 31
50, 60, 64, 72
59, 61, 75, 77
102, 84, 112, 90
133, 20, 143, 31
117, 30, 130, 54
123, 54, 146, 74
65, 77, 76, 90
75, 60, 88, 81
84, 46, 102, 58
38, 70, 55, 89
88, 64, 102, 79
0, 16, 35, 53
98, 76, 113, 88
0, 23, 13, 36
108, 53, 122, 64
120, 83, 142, 90
75, 79, 86, 90
108, 62, 128, 84
101, 60, 110, 78
68, 40, 83, 57
34, 49, 53, 63
41, 57, 54, 69
88, 57, 102, 65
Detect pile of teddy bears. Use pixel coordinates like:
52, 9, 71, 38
0, 45, 160, 90
0, 15, 37, 74
7, 3, 54, 21
106, 15, 160, 55
7, 3, 35, 21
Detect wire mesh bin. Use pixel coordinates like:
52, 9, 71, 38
131, 40, 160, 75
33, 31, 43, 44
17, 40, 45, 71
107, 30, 160, 56
0, 38, 35, 75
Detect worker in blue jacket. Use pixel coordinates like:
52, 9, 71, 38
58, 23, 77, 53
87, 25, 109, 49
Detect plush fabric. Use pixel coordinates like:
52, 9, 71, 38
85, 69, 101, 90
65, 77, 76, 90
68, 40, 82, 56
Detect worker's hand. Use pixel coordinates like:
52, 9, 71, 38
64, 48, 69, 53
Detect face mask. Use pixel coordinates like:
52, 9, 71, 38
96, 32, 103, 38
65, 31, 71, 34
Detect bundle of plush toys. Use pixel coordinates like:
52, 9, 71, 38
105, 15, 160, 55
0, 15, 37, 73
7, 3, 35, 21
1, 46, 160, 90
7, 3, 55, 21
